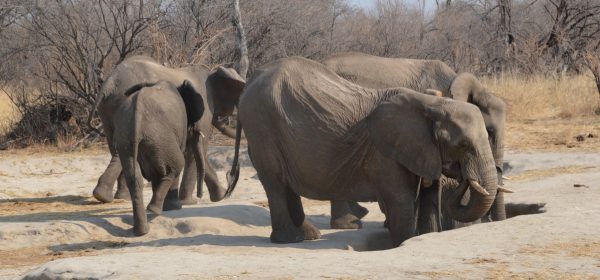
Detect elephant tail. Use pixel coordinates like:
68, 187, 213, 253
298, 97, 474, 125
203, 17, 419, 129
131, 92, 144, 184
224, 117, 243, 198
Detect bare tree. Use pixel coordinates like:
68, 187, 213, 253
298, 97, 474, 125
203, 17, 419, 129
232, 0, 248, 79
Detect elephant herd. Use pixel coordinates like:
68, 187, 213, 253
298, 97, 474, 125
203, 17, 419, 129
91, 52, 525, 246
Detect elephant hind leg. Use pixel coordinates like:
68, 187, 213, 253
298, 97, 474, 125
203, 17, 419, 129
330, 201, 362, 229
93, 155, 122, 203
163, 176, 182, 211
113, 171, 131, 200
120, 155, 148, 236
148, 176, 179, 215
286, 187, 321, 240
259, 174, 304, 244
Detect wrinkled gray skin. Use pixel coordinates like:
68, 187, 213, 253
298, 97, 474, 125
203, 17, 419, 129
432, 177, 545, 231
234, 57, 498, 247
113, 80, 203, 236
92, 56, 245, 205
321, 52, 507, 231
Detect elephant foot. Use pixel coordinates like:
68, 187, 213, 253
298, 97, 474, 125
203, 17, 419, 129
330, 214, 362, 229
348, 202, 369, 219
270, 225, 305, 244
179, 197, 198, 205
301, 219, 321, 240
162, 189, 182, 211
114, 187, 131, 201
133, 224, 149, 236
209, 186, 227, 202
93, 185, 114, 203
147, 204, 163, 215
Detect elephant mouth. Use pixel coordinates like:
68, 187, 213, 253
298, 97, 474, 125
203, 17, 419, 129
442, 161, 462, 181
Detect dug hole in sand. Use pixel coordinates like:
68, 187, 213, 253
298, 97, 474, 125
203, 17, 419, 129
1, 147, 599, 279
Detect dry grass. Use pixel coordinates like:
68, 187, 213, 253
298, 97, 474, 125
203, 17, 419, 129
0, 89, 19, 136
506, 116, 600, 151
482, 74, 600, 120
509, 165, 598, 181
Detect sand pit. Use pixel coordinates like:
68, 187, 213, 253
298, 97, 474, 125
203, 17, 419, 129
1, 148, 600, 279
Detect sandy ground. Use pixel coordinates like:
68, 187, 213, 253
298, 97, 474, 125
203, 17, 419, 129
1, 146, 600, 279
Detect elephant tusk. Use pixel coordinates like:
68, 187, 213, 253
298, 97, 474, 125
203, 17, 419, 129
498, 186, 515, 193
200, 132, 205, 138
469, 180, 490, 196
425, 89, 443, 97
502, 175, 511, 181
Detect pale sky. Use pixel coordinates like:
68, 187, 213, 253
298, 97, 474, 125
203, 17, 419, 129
347, 0, 437, 12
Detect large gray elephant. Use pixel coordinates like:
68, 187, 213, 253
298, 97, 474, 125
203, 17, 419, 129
113, 80, 203, 236
228, 57, 498, 246
321, 52, 508, 231
91, 56, 245, 205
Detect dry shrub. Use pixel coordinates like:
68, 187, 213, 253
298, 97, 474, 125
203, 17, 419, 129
0, 85, 85, 150
0, 89, 20, 135
482, 74, 600, 120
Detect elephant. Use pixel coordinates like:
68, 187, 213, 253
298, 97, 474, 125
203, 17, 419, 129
90, 56, 245, 206
321, 52, 508, 231
113, 80, 203, 235
227, 57, 499, 246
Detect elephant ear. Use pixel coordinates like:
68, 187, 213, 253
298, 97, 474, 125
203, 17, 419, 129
178, 80, 205, 128
206, 66, 246, 116
367, 96, 443, 181
449, 73, 484, 102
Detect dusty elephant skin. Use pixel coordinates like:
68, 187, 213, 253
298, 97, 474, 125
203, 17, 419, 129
112, 80, 207, 236
90, 56, 245, 206
232, 57, 498, 246
321, 52, 508, 231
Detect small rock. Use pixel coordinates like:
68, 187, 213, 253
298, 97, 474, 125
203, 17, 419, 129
588, 133, 596, 138
575, 134, 585, 142
573, 184, 590, 188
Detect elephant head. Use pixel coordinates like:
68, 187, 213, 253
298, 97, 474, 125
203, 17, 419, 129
177, 80, 207, 199
449, 73, 506, 185
206, 66, 246, 138
367, 92, 498, 223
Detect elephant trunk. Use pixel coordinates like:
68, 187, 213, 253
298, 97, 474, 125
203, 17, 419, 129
444, 149, 498, 223
490, 99, 507, 221
212, 116, 237, 138
191, 130, 206, 199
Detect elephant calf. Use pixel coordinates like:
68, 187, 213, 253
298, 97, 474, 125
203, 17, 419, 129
113, 80, 204, 236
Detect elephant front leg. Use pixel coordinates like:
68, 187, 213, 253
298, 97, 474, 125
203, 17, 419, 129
380, 192, 417, 247
376, 172, 418, 247
93, 155, 122, 203
417, 184, 442, 234
330, 200, 363, 229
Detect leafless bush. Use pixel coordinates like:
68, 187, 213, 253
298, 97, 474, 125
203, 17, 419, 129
1, 0, 600, 147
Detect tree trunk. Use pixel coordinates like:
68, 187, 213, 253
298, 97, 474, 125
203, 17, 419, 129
232, 0, 248, 80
